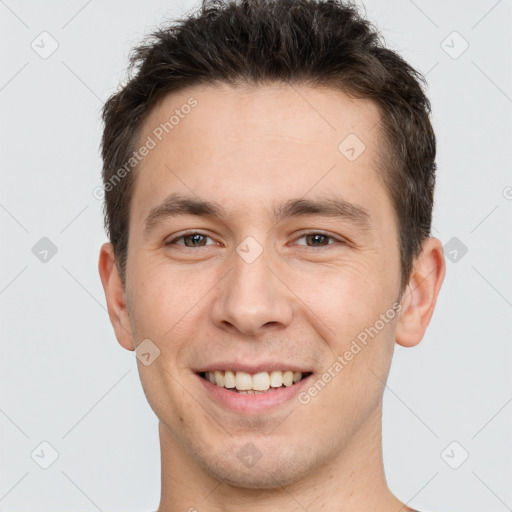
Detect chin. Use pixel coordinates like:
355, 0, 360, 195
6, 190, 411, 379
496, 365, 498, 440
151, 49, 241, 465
197, 445, 320, 490
210, 466, 305, 490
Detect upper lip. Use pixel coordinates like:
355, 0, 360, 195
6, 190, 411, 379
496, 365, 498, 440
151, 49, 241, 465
194, 361, 312, 374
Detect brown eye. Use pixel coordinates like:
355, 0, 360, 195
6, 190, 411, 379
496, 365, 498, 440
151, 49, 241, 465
296, 232, 340, 247
167, 232, 214, 247
305, 233, 330, 246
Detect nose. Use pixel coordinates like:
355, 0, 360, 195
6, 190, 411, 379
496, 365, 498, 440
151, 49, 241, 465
211, 241, 294, 337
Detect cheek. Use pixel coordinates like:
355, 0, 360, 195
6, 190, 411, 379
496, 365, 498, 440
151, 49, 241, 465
295, 259, 393, 334
127, 255, 208, 340
292, 261, 398, 392
126, 262, 204, 415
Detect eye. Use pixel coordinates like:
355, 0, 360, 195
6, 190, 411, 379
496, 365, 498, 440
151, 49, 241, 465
166, 232, 216, 248
294, 232, 342, 247
165, 231, 345, 249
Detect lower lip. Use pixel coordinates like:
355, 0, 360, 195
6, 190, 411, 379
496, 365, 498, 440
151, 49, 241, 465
196, 373, 312, 414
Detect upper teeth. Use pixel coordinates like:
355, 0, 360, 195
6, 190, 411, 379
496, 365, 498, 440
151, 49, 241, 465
204, 370, 304, 391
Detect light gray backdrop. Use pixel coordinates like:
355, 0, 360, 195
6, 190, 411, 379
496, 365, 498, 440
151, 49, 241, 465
1, 0, 511, 511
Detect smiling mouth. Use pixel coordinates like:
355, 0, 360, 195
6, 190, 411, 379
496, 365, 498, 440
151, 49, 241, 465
198, 370, 313, 394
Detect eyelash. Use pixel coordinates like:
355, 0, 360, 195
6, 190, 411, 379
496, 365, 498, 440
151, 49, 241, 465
166, 231, 345, 249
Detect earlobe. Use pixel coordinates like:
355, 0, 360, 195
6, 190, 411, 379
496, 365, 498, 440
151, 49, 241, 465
98, 243, 135, 351
395, 237, 446, 348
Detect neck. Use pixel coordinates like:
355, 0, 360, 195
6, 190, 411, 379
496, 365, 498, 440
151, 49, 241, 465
156, 406, 412, 512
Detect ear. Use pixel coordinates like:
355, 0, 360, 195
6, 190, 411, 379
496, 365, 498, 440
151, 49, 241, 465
395, 237, 446, 348
98, 242, 135, 351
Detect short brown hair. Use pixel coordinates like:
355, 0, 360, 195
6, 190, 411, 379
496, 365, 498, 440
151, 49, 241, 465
100, 0, 436, 292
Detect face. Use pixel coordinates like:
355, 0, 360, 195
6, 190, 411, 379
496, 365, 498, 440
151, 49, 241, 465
112, 83, 406, 487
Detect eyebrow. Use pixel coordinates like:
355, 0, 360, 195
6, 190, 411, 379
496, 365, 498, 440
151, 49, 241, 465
143, 193, 372, 235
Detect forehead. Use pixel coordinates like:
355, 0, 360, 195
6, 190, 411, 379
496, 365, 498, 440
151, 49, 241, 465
131, 82, 388, 223
139, 82, 382, 158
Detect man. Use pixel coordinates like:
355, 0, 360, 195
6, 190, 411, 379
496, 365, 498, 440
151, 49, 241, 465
98, 0, 445, 510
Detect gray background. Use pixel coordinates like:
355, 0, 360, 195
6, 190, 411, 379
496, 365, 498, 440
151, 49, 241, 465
1, 0, 511, 511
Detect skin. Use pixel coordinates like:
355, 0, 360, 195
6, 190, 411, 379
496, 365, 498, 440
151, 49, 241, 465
99, 83, 445, 512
